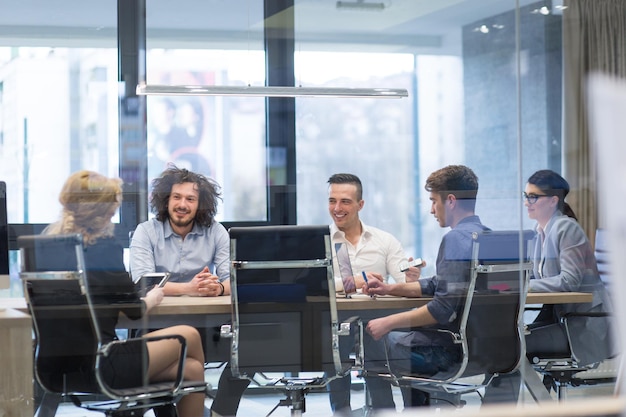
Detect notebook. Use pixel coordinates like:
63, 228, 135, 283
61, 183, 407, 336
335, 242, 357, 296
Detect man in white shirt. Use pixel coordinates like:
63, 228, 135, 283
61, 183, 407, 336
328, 173, 418, 292
327, 173, 420, 415
210, 173, 420, 417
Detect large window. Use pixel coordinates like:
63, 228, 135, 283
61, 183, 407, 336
292, 0, 556, 275
294, 52, 422, 255
145, 50, 268, 222
0, 46, 119, 224
0, 0, 118, 296
0, 2, 569, 298
146, 1, 268, 222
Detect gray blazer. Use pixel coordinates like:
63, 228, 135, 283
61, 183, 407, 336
528, 211, 614, 366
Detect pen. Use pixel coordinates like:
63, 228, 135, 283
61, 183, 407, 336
362, 271, 376, 299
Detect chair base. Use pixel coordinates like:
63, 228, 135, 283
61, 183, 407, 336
266, 389, 307, 417
535, 358, 618, 401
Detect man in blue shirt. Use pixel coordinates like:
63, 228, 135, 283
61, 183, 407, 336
130, 165, 230, 296
363, 165, 489, 410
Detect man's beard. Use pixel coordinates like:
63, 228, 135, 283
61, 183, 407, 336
170, 216, 194, 229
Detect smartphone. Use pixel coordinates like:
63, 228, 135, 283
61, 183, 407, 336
136, 272, 171, 296
399, 258, 424, 272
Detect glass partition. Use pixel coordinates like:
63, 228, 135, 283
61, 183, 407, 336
0, 0, 620, 414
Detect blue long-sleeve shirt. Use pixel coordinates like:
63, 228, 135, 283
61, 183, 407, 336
401, 215, 489, 348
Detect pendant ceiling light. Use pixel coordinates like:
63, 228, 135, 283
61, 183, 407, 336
136, 83, 408, 99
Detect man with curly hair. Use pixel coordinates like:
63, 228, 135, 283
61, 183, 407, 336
130, 164, 230, 296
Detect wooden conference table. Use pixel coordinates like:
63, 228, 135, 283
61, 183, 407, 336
150, 291, 590, 313
0, 291, 593, 315
0, 291, 593, 415
1, 291, 592, 329
132, 291, 594, 326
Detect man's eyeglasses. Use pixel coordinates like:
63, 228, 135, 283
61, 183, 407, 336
523, 192, 550, 204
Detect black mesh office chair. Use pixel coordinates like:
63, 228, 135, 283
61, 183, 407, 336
19, 233, 207, 417
365, 230, 533, 407
220, 225, 363, 416
528, 228, 617, 400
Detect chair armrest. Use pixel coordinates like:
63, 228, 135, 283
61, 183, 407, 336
560, 311, 610, 319
338, 315, 361, 336
336, 316, 364, 370
341, 315, 360, 325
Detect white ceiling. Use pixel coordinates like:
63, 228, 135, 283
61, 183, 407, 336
0, 0, 546, 54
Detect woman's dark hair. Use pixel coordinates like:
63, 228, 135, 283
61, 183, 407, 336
527, 169, 577, 220
150, 164, 222, 227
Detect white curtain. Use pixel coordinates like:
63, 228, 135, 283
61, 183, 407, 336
562, 0, 626, 243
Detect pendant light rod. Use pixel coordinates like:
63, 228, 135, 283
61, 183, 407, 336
136, 83, 408, 99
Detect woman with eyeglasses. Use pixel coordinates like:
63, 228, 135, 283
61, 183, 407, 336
523, 169, 613, 368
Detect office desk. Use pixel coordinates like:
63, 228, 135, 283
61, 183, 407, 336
0, 307, 33, 417
53, 291, 581, 329
0, 291, 593, 322
0, 291, 595, 409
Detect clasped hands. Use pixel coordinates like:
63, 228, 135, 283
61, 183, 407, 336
189, 266, 223, 297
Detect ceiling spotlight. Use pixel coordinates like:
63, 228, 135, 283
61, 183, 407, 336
531, 6, 551, 15
336, 0, 385, 11
473, 25, 490, 34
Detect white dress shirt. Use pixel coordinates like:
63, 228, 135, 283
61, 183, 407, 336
330, 221, 407, 291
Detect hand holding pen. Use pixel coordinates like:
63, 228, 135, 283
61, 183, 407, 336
363, 274, 390, 297
361, 271, 377, 299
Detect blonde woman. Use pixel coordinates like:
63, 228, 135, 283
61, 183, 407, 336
44, 170, 205, 417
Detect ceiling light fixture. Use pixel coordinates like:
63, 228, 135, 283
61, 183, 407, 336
136, 84, 408, 99
531, 6, 551, 15
336, 0, 385, 11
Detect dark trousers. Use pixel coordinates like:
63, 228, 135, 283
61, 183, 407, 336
327, 373, 352, 413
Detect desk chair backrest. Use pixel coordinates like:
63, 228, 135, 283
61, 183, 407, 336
18, 233, 105, 393
463, 230, 534, 377
20, 234, 208, 417
228, 225, 342, 377
594, 228, 610, 287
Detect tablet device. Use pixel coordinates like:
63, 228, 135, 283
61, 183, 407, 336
335, 243, 357, 296
136, 272, 170, 296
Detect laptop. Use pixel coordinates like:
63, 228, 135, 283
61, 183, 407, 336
335, 242, 357, 296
